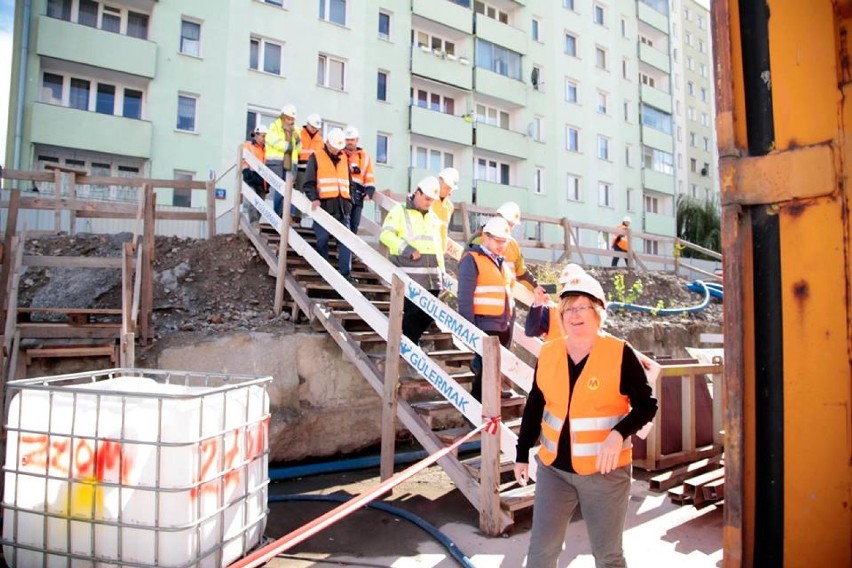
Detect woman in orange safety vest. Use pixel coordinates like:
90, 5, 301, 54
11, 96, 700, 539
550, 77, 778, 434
514, 268, 657, 568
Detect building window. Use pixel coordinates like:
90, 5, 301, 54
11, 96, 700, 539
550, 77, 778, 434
534, 167, 544, 194
376, 134, 389, 164
687, 106, 696, 121
644, 239, 660, 255
685, 31, 693, 46
687, 81, 695, 96
703, 136, 710, 151
69, 78, 90, 110
474, 1, 509, 24
625, 144, 633, 167
641, 104, 673, 133
593, 4, 605, 25
643, 146, 674, 174
690, 157, 698, 172
317, 54, 346, 90
700, 87, 708, 102
173, 170, 194, 208
377, 71, 389, 101
627, 187, 635, 211
531, 18, 541, 42
595, 46, 607, 70
101, 5, 121, 33
566, 126, 579, 152
42, 73, 63, 105
565, 79, 578, 103
597, 135, 610, 160
699, 39, 706, 53
531, 116, 543, 141
123, 89, 143, 119
180, 19, 201, 57
319, 0, 347, 25
475, 103, 509, 128
596, 91, 608, 114
250, 37, 283, 75
564, 33, 577, 56
127, 11, 149, 39
640, 35, 654, 48
95, 83, 115, 114
177, 94, 197, 132
475, 39, 522, 80
621, 17, 628, 37
475, 157, 510, 185
413, 146, 455, 171
563, 0, 575, 10
78, 0, 98, 27
532, 66, 543, 91
639, 72, 656, 88
689, 132, 697, 147
414, 88, 455, 114
700, 63, 709, 78
622, 58, 629, 79
598, 182, 612, 207
378, 11, 391, 39
567, 174, 581, 201
644, 194, 660, 214
246, 108, 278, 139
47, 0, 71, 20
701, 112, 710, 126
413, 30, 456, 56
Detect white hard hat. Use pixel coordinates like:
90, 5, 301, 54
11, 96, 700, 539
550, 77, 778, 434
483, 216, 512, 240
622, 215, 632, 225
254, 124, 268, 135
343, 125, 360, 140
438, 167, 459, 191
280, 104, 297, 118
416, 176, 441, 200
559, 270, 606, 305
557, 263, 585, 285
306, 113, 322, 129
496, 201, 521, 226
325, 128, 346, 151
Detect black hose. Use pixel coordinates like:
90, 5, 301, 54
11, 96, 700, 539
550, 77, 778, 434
268, 494, 477, 568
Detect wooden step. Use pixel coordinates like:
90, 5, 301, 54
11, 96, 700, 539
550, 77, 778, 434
499, 483, 536, 512
424, 349, 474, 364
26, 344, 117, 365
461, 453, 516, 478
18, 322, 121, 339
434, 417, 522, 444
304, 281, 388, 293
322, 300, 391, 311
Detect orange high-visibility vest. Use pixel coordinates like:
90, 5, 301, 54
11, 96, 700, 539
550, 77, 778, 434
298, 128, 324, 171
611, 223, 629, 251
315, 150, 350, 200
347, 149, 375, 187
536, 333, 632, 475
543, 306, 564, 341
469, 251, 514, 317
240, 140, 265, 170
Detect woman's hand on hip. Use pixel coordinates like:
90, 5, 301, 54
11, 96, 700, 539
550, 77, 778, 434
513, 462, 529, 486
596, 430, 624, 474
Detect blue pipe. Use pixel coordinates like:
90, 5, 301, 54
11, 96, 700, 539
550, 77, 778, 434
268, 494, 477, 568
686, 280, 724, 299
269, 441, 481, 481
606, 279, 712, 315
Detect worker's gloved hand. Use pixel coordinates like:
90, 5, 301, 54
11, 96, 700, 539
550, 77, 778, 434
350, 165, 361, 174
410, 250, 421, 261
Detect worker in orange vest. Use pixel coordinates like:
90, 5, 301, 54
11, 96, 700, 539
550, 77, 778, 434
470, 201, 542, 293
514, 268, 657, 568
303, 128, 354, 281
524, 263, 587, 340
294, 113, 325, 224
342, 125, 376, 237
611, 216, 631, 267
431, 167, 458, 253
458, 216, 516, 402
240, 125, 267, 223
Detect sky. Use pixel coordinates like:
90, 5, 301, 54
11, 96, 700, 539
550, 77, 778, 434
0, 0, 13, 163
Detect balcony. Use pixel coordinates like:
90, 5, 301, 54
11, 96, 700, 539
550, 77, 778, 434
36, 15, 157, 78
410, 105, 472, 146
30, 103, 152, 159
411, 47, 473, 90
474, 68, 526, 107
472, 179, 528, 209
475, 123, 527, 159
637, 2, 669, 33
643, 169, 674, 194
641, 84, 672, 114
412, 0, 473, 34
639, 43, 670, 74
641, 125, 673, 153
643, 211, 675, 236
475, 14, 527, 56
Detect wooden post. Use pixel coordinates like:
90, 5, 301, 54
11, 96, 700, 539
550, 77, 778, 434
682, 373, 696, 453
479, 335, 502, 536
139, 184, 155, 343
274, 172, 294, 315
565, 217, 586, 266
625, 226, 633, 270
53, 168, 62, 232
121, 241, 135, 367
68, 173, 78, 235
0, 187, 20, 327
233, 143, 243, 234
380, 275, 404, 482
558, 217, 572, 264
205, 179, 216, 239
460, 201, 472, 245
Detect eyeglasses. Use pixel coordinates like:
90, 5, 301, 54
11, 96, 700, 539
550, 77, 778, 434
563, 305, 594, 315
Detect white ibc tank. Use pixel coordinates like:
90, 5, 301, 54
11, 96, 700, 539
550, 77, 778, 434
2, 369, 271, 568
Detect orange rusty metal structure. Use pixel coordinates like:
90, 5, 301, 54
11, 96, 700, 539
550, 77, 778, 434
714, 1, 852, 567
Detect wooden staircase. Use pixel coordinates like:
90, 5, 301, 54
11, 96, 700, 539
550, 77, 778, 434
241, 214, 536, 533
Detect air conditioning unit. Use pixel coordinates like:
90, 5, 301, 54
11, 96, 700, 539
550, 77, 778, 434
458, 57, 470, 65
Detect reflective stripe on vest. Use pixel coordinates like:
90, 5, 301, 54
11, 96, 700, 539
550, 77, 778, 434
349, 150, 375, 186
536, 334, 632, 475
315, 151, 350, 200
470, 252, 513, 317
298, 128, 323, 169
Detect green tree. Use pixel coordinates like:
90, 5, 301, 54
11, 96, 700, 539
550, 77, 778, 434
676, 195, 721, 259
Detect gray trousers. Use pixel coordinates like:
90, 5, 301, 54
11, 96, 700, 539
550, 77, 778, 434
526, 456, 631, 568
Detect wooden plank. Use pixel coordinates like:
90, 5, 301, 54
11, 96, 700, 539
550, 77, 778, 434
0, 169, 54, 182
18, 308, 122, 315
499, 484, 536, 512
648, 455, 724, 492
0, 187, 21, 326
17, 322, 121, 339
682, 374, 697, 453
53, 168, 62, 232
205, 179, 216, 239
26, 345, 117, 365
233, 143, 243, 234
654, 445, 724, 471
68, 172, 77, 235
140, 184, 155, 343
479, 335, 504, 536
274, 173, 294, 315
381, 275, 404, 482
701, 477, 725, 502
22, 256, 123, 269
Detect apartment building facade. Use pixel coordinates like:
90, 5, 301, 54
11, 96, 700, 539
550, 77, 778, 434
6, 0, 708, 255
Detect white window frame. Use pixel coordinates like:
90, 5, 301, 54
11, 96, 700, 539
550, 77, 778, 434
475, 102, 510, 129
534, 167, 544, 194
378, 10, 392, 40
597, 135, 610, 161
567, 174, 582, 202
531, 17, 541, 42
319, 0, 347, 26
625, 144, 633, 167
317, 53, 347, 91
595, 46, 608, 70
475, 157, 511, 185
565, 78, 579, 104
249, 36, 284, 76
644, 194, 660, 214
40, 70, 145, 120
639, 72, 656, 88
596, 91, 608, 114
566, 126, 579, 152
531, 116, 543, 142
415, 87, 456, 115
413, 29, 456, 56
627, 187, 636, 212
376, 133, 390, 164
593, 3, 605, 26
564, 32, 578, 57
180, 18, 202, 58
176, 93, 198, 133
598, 181, 612, 207
377, 70, 389, 101
412, 145, 455, 172
475, 1, 509, 24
